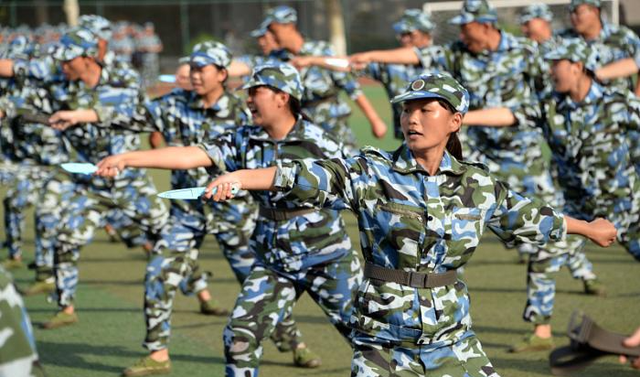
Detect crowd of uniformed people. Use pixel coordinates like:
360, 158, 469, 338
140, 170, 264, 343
1, 0, 639, 376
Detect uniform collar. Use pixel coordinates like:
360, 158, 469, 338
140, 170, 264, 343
557, 80, 603, 110
248, 115, 307, 142
187, 90, 230, 112
391, 143, 466, 176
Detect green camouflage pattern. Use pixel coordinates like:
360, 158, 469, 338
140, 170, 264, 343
351, 333, 499, 377
569, 0, 601, 11
200, 116, 362, 376
559, 21, 640, 92
390, 73, 469, 114
273, 145, 566, 359
544, 37, 599, 72
190, 41, 232, 68
78, 14, 112, 41
393, 9, 435, 34
241, 62, 303, 101
265, 5, 298, 25
542, 80, 640, 260
0, 266, 45, 377
518, 3, 554, 24
53, 27, 99, 62
449, 0, 498, 25
270, 40, 363, 154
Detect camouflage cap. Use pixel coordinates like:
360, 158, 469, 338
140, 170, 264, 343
449, 0, 498, 25
544, 38, 599, 72
518, 3, 554, 24
190, 41, 232, 68
78, 14, 112, 40
265, 6, 297, 25
393, 9, 435, 34
241, 62, 303, 101
53, 27, 99, 61
569, 0, 601, 11
391, 73, 470, 115
250, 19, 271, 38
178, 55, 190, 65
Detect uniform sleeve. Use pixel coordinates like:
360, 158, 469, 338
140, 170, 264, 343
93, 84, 145, 127
621, 27, 640, 68
274, 157, 367, 211
12, 56, 57, 82
487, 180, 567, 246
197, 130, 241, 173
322, 44, 363, 100
414, 44, 452, 73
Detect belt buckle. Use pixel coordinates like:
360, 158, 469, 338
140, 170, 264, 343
408, 271, 426, 288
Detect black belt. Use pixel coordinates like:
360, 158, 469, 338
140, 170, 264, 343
549, 311, 640, 376
364, 262, 458, 288
258, 206, 316, 221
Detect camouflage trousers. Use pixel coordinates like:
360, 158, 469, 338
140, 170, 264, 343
103, 207, 152, 248
3, 164, 55, 260
350, 333, 500, 377
144, 201, 261, 350
0, 159, 16, 185
39, 170, 168, 307
523, 235, 592, 324
0, 266, 45, 377
467, 151, 597, 325
224, 249, 363, 377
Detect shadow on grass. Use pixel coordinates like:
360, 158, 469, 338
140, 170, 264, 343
38, 341, 139, 373
492, 355, 639, 377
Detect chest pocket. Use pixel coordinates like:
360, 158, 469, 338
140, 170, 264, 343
375, 202, 426, 266
447, 207, 486, 254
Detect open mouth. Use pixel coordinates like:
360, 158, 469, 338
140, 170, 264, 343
407, 130, 423, 136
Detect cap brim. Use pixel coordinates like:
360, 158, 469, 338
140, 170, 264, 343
240, 78, 266, 91
391, 90, 446, 104
448, 13, 473, 25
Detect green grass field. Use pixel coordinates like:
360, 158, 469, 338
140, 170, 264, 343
2, 85, 639, 377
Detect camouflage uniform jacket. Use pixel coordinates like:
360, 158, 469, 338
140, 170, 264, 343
274, 145, 567, 344
559, 22, 640, 92
45, 64, 149, 191
2, 44, 68, 167
360, 61, 428, 138
200, 117, 353, 271
541, 81, 640, 217
133, 89, 254, 217
0, 267, 44, 377
269, 41, 362, 124
417, 32, 545, 165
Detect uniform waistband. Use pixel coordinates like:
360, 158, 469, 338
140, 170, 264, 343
258, 206, 316, 221
364, 262, 458, 288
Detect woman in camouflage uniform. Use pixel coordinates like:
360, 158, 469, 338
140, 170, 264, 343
203, 73, 617, 377
97, 63, 362, 377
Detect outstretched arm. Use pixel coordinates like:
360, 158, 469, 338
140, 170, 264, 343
227, 60, 252, 77
290, 55, 351, 72
463, 108, 517, 127
95, 146, 212, 177
354, 94, 387, 138
565, 217, 617, 247
203, 167, 277, 201
0, 59, 15, 77
595, 58, 638, 81
349, 47, 419, 68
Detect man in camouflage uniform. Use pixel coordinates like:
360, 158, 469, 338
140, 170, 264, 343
0, 266, 45, 377
138, 22, 162, 88
541, 40, 640, 262
233, 20, 279, 74
0, 33, 69, 278
16, 28, 169, 329
558, 0, 640, 173
205, 73, 614, 377
263, 6, 387, 154
320, 9, 432, 140
350, 0, 600, 353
